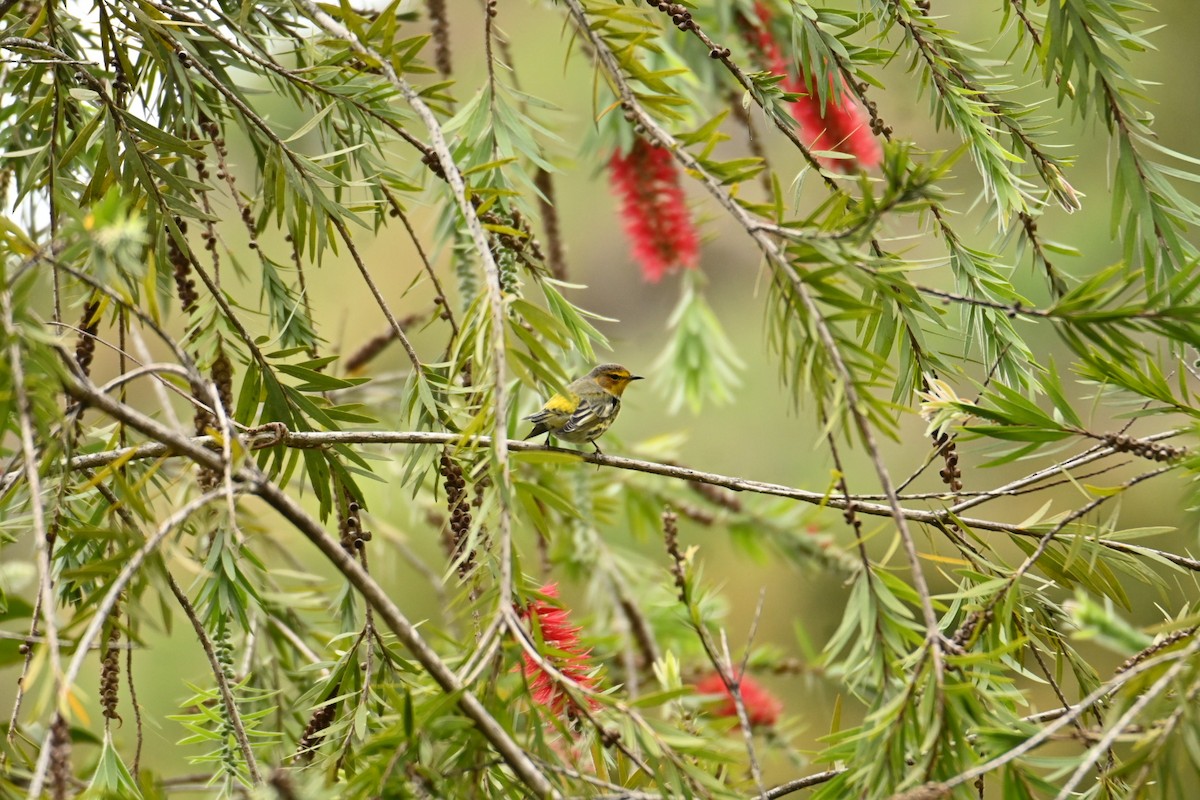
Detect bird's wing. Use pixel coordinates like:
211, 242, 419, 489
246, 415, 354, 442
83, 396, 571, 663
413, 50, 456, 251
560, 395, 619, 434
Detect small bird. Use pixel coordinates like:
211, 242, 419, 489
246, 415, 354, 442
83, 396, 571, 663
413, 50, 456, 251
523, 364, 643, 454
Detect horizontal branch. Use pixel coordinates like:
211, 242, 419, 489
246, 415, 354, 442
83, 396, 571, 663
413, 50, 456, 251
766, 770, 845, 798
15, 426, 1196, 572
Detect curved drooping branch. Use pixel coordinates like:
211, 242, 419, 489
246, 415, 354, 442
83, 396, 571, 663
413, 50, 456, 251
289, 0, 521, 613
54, 369, 561, 799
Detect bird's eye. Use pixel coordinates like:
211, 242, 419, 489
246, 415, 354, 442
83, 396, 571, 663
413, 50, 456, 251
608, 373, 622, 380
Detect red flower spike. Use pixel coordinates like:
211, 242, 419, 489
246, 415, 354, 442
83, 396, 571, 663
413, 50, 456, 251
608, 139, 700, 282
521, 584, 600, 716
750, 2, 790, 79
787, 76, 882, 173
746, 2, 882, 173
694, 671, 783, 728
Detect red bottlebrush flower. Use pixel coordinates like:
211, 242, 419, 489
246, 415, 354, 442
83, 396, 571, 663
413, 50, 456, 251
694, 671, 783, 728
521, 584, 600, 716
745, 2, 882, 173
748, 2, 790, 80
608, 138, 700, 282
787, 75, 882, 173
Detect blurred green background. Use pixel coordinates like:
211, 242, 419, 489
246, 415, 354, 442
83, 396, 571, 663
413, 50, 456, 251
4, 0, 1200, 788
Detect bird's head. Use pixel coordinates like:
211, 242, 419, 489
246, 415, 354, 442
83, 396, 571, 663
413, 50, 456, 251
589, 364, 643, 396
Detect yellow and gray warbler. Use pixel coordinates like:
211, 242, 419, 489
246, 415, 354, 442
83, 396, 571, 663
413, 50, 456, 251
523, 364, 643, 453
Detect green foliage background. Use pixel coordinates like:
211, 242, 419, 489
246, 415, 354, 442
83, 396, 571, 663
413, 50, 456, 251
2, 0, 1200, 798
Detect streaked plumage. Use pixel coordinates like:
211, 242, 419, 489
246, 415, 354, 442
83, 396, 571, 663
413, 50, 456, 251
523, 364, 643, 453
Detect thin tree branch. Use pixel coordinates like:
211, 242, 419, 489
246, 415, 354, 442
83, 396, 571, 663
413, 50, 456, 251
932, 635, 1200, 794
1052, 631, 1198, 799
0, 277, 63, 760
289, 0, 516, 614
26, 488, 234, 797
164, 567, 263, 784
720, 627, 767, 800
325, 212, 426, 374
257, 480, 559, 798
765, 769, 845, 798
561, 0, 944, 670
949, 428, 1186, 515
968, 466, 1173, 644
7, 427, 1194, 570
59, 368, 560, 799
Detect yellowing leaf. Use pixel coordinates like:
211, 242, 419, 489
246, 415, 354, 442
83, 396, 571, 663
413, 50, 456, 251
1018, 499, 1055, 529
918, 553, 971, 566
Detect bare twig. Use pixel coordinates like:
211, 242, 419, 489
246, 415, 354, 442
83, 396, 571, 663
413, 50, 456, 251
765, 769, 846, 798
664, 508, 766, 796
720, 628, 767, 799
326, 213, 426, 374
948, 428, 1186, 516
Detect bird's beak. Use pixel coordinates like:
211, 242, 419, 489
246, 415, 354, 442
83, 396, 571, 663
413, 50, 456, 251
631, 375, 644, 381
